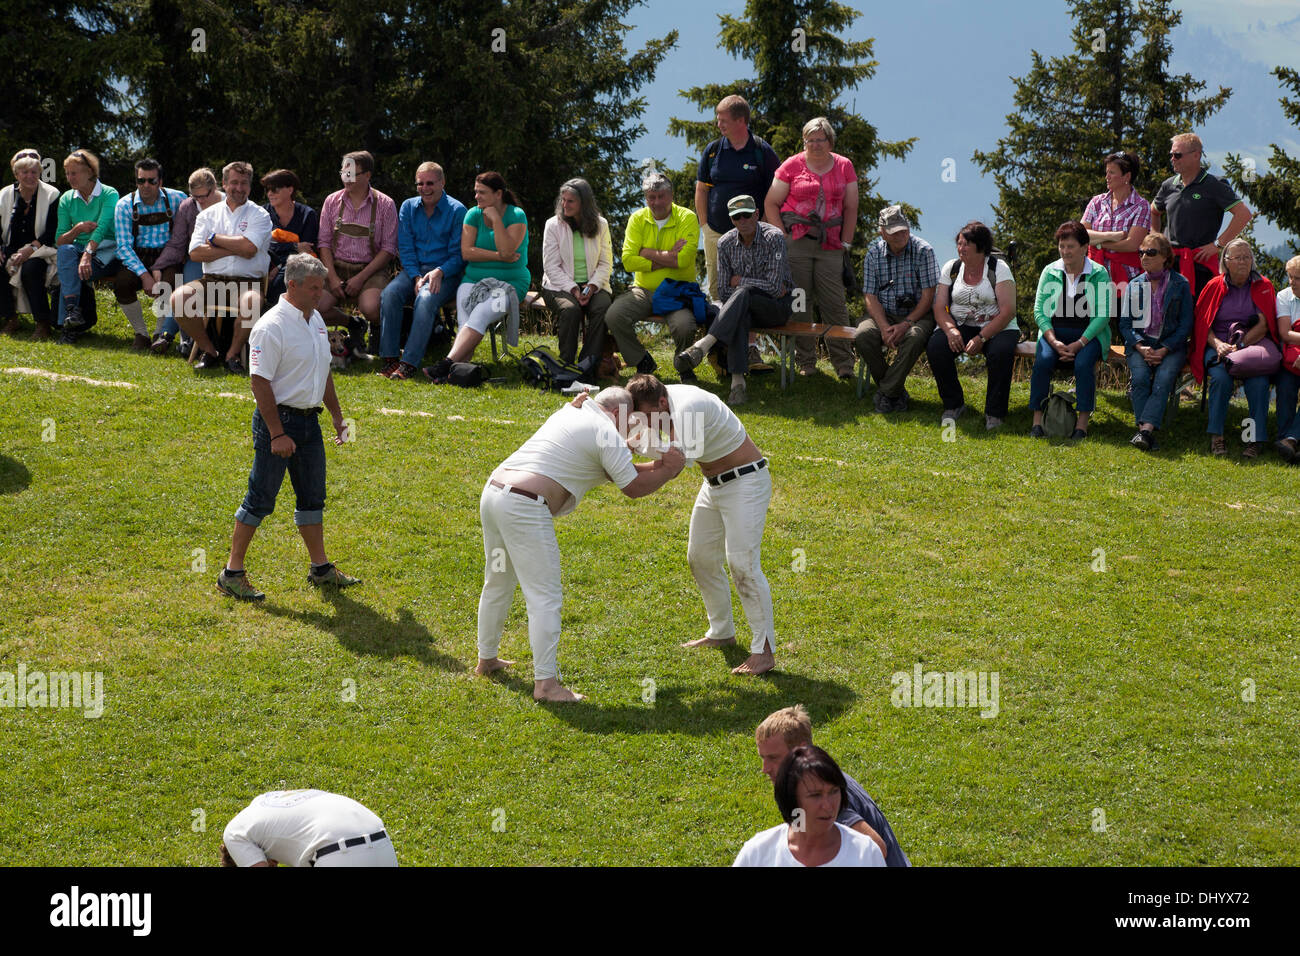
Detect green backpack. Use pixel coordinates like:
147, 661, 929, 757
1043, 391, 1078, 439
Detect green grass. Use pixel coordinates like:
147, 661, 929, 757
1, 292, 1297, 866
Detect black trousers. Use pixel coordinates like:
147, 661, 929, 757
925, 325, 1020, 419
709, 287, 793, 374
0, 257, 53, 324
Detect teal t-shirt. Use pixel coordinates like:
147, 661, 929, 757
462, 205, 531, 297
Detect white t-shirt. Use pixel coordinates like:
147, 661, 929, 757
1277, 288, 1300, 333
733, 821, 887, 867
248, 297, 331, 409
939, 256, 1017, 331
664, 384, 748, 466
222, 789, 387, 868
499, 402, 639, 518
191, 199, 272, 277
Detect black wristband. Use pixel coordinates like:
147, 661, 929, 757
269, 432, 285, 440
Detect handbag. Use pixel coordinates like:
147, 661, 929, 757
1223, 321, 1281, 378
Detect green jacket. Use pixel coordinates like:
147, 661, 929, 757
1032, 258, 1112, 352
620, 203, 699, 292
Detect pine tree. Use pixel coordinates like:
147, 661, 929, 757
972, 0, 1230, 318
1224, 67, 1300, 285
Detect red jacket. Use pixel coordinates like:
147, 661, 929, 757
1190, 274, 1277, 383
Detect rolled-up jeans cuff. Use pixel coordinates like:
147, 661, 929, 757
234, 506, 264, 527
294, 509, 323, 527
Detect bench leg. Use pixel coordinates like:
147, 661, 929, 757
856, 356, 869, 400
490, 324, 498, 362
778, 335, 794, 390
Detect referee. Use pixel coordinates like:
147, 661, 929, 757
216, 252, 359, 601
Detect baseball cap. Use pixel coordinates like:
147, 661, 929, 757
878, 205, 910, 234
727, 194, 757, 217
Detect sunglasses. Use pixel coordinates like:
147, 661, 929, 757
190, 190, 211, 200
136, 177, 159, 185
730, 212, 754, 220
1139, 249, 1161, 257
1169, 151, 1196, 160
16, 150, 39, 160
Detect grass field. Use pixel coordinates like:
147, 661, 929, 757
1, 291, 1297, 866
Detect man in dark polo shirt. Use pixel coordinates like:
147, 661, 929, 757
1151, 132, 1252, 298
695, 95, 780, 305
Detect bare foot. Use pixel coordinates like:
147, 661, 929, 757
533, 678, 584, 702
681, 636, 737, 649
475, 657, 514, 676
732, 651, 775, 676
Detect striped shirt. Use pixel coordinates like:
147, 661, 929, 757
113, 188, 186, 275
1081, 189, 1150, 279
317, 186, 399, 263
861, 235, 939, 316
717, 221, 792, 302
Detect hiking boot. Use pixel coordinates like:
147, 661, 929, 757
1241, 441, 1261, 460
940, 405, 965, 424
32, 321, 52, 341
390, 361, 418, 381
1210, 436, 1228, 457
1, 317, 20, 335
63, 301, 84, 331
150, 332, 174, 355
376, 358, 400, 378
308, 563, 361, 589
131, 333, 152, 352
674, 345, 704, 375
894, 389, 910, 412
1275, 437, 1298, 463
727, 381, 747, 406
873, 391, 893, 413
216, 568, 265, 601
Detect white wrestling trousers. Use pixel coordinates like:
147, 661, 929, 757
476, 480, 563, 681
312, 836, 399, 868
687, 466, 775, 654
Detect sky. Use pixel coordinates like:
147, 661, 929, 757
623, 0, 1300, 265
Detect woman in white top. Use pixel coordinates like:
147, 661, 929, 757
733, 744, 886, 867
541, 178, 613, 373
926, 221, 1019, 429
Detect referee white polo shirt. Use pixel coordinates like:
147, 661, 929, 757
248, 298, 331, 409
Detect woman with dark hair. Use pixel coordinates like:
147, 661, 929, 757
1027, 221, 1112, 439
540, 178, 612, 371
1082, 151, 1150, 284
262, 168, 318, 305
1119, 231, 1194, 451
926, 221, 1019, 429
424, 171, 530, 381
733, 745, 885, 867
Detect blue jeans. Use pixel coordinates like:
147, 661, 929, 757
1127, 345, 1186, 430
379, 270, 458, 365
155, 259, 204, 338
1276, 370, 1300, 442
234, 408, 326, 527
56, 245, 116, 326
1028, 326, 1103, 413
1204, 346, 1271, 438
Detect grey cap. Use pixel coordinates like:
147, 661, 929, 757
878, 204, 910, 234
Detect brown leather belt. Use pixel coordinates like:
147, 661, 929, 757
490, 479, 545, 504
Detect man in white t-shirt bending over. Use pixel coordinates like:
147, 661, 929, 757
626, 373, 775, 676
220, 789, 397, 867
476, 387, 685, 702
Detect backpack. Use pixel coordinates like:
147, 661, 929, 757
947, 254, 1004, 289
519, 346, 584, 391
1042, 391, 1078, 439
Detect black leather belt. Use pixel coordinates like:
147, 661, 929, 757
277, 404, 323, 417
310, 829, 388, 864
490, 479, 546, 504
707, 458, 768, 487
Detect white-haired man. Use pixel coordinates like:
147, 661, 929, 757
476, 386, 685, 702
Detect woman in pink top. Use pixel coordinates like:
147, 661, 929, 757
763, 117, 858, 377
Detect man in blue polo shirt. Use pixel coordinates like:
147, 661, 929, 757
377, 161, 467, 380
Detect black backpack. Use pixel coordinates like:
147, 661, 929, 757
947, 254, 1004, 289
519, 347, 584, 391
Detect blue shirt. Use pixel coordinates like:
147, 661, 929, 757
838, 771, 910, 867
113, 187, 186, 275
397, 191, 467, 281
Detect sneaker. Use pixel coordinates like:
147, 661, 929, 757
985, 415, 1004, 431
1210, 436, 1228, 457
1070, 427, 1088, 441
940, 405, 965, 424
307, 563, 362, 589
57, 328, 81, 345
177, 334, 195, 358
376, 358, 400, 378
225, 356, 247, 376
216, 569, 265, 601
727, 381, 747, 406
1275, 437, 1298, 463
674, 345, 705, 375
1241, 441, 1261, 460
390, 361, 418, 381
63, 301, 84, 330
150, 333, 173, 355
894, 389, 910, 412
1130, 430, 1151, 451
131, 333, 152, 351
1030, 424, 1046, 439
636, 353, 657, 375
873, 391, 893, 413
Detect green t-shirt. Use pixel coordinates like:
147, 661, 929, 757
573, 233, 588, 285
462, 205, 531, 297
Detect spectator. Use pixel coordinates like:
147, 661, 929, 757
54, 149, 119, 343
1190, 239, 1278, 458
672, 194, 792, 405
540, 177, 613, 374
1274, 256, 1300, 462
763, 117, 858, 379
170, 161, 272, 374
855, 204, 938, 412
377, 161, 465, 380
262, 168, 318, 305
734, 744, 886, 867
1082, 151, 1150, 284
603, 171, 701, 378
753, 705, 908, 865
1, 148, 59, 339
695, 95, 779, 307
1028, 221, 1112, 440
317, 150, 398, 355
149, 167, 223, 354
926, 221, 1019, 429
111, 158, 187, 351
1119, 232, 1194, 451
1151, 133, 1252, 298
423, 171, 529, 381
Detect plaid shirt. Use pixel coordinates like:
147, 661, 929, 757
1082, 189, 1150, 280
717, 221, 792, 302
861, 235, 938, 316
113, 188, 186, 275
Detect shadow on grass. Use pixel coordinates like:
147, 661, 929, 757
484, 661, 855, 735
0, 455, 31, 494
262, 589, 465, 672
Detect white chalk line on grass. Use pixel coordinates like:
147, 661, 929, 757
3, 367, 137, 389
380, 408, 516, 425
